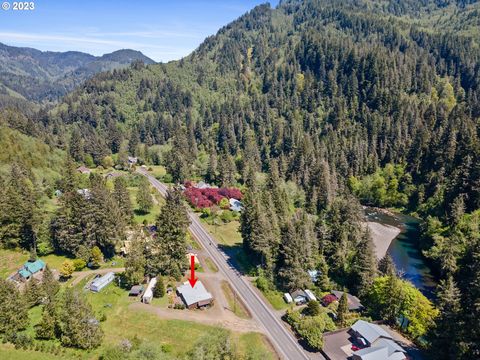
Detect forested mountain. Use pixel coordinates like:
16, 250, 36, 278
1, 0, 480, 358
0, 42, 155, 105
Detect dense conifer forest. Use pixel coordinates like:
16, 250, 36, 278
0, 0, 479, 358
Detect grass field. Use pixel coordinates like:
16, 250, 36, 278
0, 249, 70, 278
201, 220, 242, 246
221, 281, 250, 319
147, 165, 167, 179
128, 186, 163, 224
256, 285, 289, 311
204, 257, 219, 273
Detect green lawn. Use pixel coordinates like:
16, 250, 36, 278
0, 345, 66, 360
0, 249, 29, 278
128, 186, 163, 224
255, 283, 290, 311
221, 281, 250, 319
147, 165, 167, 179
201, 220, 242, 246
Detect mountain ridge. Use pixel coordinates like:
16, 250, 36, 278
0, 42, 155, 104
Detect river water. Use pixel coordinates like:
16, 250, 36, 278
364, 208, 437, 297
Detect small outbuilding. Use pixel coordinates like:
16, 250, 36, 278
304, 289, 317, 302
177, 281, 213, 309
142, 277, 157, 304
283, 293, 293, 304
90, 272, 115, 292
129, 285, 144, 297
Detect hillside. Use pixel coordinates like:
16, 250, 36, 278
44, 0, 479, 212
0, 43, 155, 105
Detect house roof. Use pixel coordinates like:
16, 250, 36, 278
353, 338, 407, 360
332, 290, 363, 310
129, 285, 144, 295
354, 345, 389, 360
91, 272, 115, 289
304, 289, 317, 301
351, 320, 392, 344
177, 281, 213, 306
374, 338, 406, 356
24, 259, 45, 273
291, 289, 307, 299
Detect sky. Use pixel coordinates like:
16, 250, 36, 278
0, 0, 279, 62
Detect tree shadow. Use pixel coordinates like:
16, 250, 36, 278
216, 243, 255, 276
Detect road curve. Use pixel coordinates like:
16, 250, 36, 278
138, 169, 313, 360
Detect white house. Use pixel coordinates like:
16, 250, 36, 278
90, 272, 115, 292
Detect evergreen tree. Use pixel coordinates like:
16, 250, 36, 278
42, 265, 60, 302
429, 276, 462, 360
124, 240, 146, 286
0, 279, 29, 335
136, 176, 153, 214
148, 190, 190, 278
350, 229, 377, 296
153, 276, 165, 298
90, 246, 103, 268
35, 301, 58, 340
113, 177, 134, 226
337, 292, 349, 327
25, 278, 44, 308
60, 289, 103, 349
378, 254, 396, 276
277, 218, 310, 291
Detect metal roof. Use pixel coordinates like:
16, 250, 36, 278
351, 320, 392, 344
19, 259, 45, 278
177, 281, 213, 306
354, 346, 389, 360
91, 272, 115, 289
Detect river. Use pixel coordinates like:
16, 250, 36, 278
365, 208, 437, 297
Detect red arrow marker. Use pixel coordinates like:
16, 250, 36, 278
188, 255, 197, 288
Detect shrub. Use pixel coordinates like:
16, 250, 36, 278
256, 276, 269, 292
73, 259, 86, 271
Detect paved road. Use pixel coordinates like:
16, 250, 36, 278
138, 169, 315, 360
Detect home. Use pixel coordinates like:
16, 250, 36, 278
105, 172, 122, 179
76, 166, 91, 174
290, 289, 308, 305
177, 280, 213, 309
142, 277, 157, 304
322, 320, 408, 360
350, 320, 407, 360
330, 290, 363, 311
90, 272, 115, 292
128, 156, 138, 165
229, 198, 243, 212
129, 285, 144, 297
17, 259, 46, 281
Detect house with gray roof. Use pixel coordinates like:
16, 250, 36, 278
177, 280, 213, 309
331, 290, 363, 311
350, 320, 407, 360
